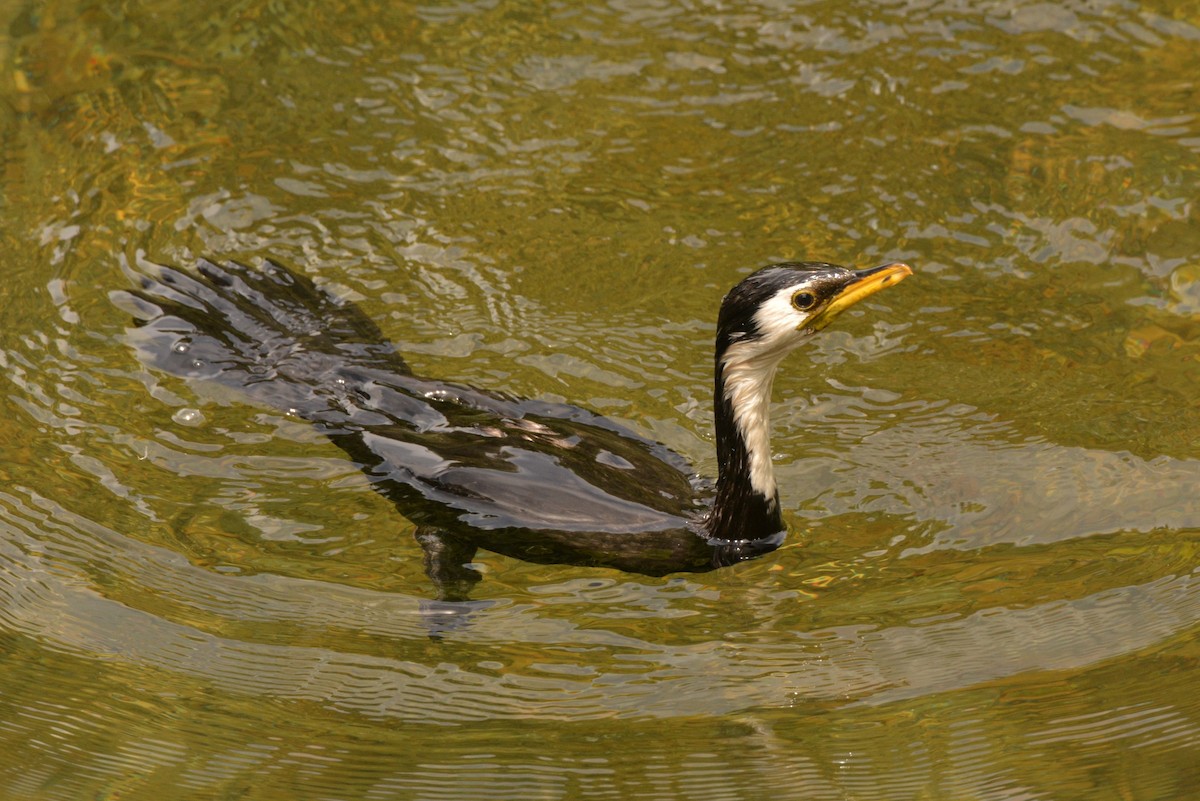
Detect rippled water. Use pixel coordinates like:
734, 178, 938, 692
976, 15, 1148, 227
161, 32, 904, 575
2, 0, 1200, 798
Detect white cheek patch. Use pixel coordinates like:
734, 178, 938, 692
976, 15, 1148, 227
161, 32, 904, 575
719, 284, 817, 500
752, 286, 816, 352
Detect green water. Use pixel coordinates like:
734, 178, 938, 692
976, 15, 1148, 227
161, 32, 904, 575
2, 0, 1200, 798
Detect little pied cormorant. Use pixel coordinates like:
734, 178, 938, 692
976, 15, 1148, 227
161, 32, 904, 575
116, 257, 911, 599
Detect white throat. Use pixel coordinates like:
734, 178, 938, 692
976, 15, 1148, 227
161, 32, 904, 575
718, 288, 815, 501
720, 344, 789, 501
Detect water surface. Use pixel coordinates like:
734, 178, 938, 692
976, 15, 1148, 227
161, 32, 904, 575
2, 0, 1199, 798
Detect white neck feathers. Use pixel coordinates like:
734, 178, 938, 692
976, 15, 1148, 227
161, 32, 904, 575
720, 348, 782, 500
718, 288, 815, 501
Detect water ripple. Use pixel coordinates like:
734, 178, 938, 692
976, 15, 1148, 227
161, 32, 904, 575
3, 0, 1200, 797
0, 484, 1196, 729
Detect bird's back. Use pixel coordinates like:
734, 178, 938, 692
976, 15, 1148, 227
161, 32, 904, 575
116, 258, 718, 573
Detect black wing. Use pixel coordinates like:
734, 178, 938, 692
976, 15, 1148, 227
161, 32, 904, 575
115, 258, 711, 545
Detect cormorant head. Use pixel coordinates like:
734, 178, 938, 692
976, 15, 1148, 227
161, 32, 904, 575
716, 261, 913, 360
707, 259, 913, 535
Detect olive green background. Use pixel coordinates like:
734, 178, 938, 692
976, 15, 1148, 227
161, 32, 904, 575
2, 1, 1199, 799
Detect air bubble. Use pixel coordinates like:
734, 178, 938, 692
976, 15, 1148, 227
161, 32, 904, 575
172, 408, 205, 427
172, 341, 190, 353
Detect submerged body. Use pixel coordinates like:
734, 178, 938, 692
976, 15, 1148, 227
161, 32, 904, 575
117, 256, 910, 598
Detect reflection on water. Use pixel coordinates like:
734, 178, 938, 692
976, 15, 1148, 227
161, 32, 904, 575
2, 0, 1200, 798
4, 483, 1199, 720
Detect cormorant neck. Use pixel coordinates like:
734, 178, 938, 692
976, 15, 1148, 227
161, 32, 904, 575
705, 341, 789, 542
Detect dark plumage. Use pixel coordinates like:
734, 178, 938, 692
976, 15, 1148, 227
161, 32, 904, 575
115, 256, 911, 599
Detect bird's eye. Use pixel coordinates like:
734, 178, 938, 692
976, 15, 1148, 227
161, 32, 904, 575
792, 291, 816, 310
